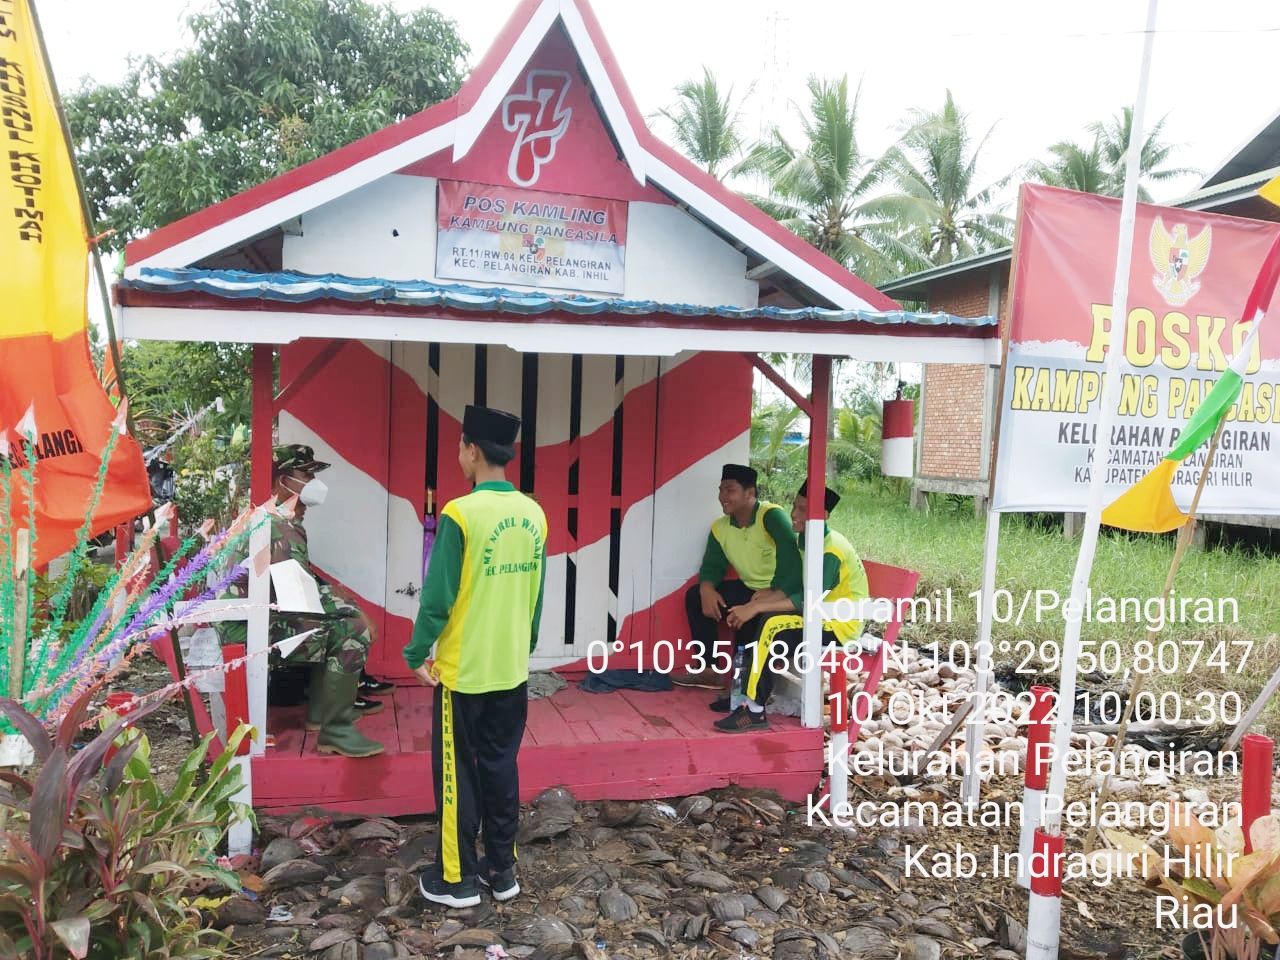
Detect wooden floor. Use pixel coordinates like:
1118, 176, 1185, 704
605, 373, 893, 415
252, 683, 824, 816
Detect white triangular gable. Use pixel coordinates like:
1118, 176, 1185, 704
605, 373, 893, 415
451, 0, 645, 186
124, 0, 895, 312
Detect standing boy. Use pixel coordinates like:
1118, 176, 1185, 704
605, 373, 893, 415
405, 406, 547, 908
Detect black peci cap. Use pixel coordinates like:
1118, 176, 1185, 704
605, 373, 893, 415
462, 405, 521, 446
797, 479, 840, 513
721, 463, 758, 488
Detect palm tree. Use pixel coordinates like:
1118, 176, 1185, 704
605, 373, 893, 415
828, 405, 883, 482
750, 401, 805, 501
1026, 109, 1199, 201
1090, 107, 1199, 201
653, 67, 749, 179
1023, 138, 1113, 195
872, 90, 1013, 266
734, 75, 909, 283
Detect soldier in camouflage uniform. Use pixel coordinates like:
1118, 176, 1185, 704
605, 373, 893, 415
219, 444, 385, 757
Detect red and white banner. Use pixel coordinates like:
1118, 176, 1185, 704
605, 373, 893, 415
436, 180, 627, 294
992, 184, 1280, 514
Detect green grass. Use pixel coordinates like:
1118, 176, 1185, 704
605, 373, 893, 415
829, 481, 1280, 723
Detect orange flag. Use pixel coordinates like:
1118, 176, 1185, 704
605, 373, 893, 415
0, 0, 150, 568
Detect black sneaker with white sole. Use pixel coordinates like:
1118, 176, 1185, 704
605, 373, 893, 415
418, 868, 480, 908
359, 671, 395, 697
476, 857, 520, 902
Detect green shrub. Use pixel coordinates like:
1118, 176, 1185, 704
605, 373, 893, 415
0, 688, 252, 959
172, 426, 250, 536
32, 563, 112, 636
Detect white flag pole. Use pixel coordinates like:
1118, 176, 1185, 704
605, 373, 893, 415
1026, 2, 1160, 957
961, 509, 1001, 807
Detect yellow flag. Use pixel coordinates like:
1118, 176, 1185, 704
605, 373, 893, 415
0, 0, 85, 339
1262, 172, 1280, 210
0, 0, 151, 566
1100, 460, 1187, 533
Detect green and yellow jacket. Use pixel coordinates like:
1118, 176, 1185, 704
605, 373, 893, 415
799, 523, 870, 642
404, 481, 547, 693
698, 500, 803, 601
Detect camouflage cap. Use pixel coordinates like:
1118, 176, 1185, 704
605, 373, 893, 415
272, 443, 330, 475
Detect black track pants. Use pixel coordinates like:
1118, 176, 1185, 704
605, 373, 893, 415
432, 682, 528, 882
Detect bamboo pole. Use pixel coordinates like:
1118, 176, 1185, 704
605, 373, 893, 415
8, 531, 30, 700
27, 0, 122, 375
1083, 420, 1224, 854
152, 537, 205, 752
1225, 637, 1280, 753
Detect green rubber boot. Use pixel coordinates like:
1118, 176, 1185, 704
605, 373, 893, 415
315, 670, 385, 758
305, 664, 325, 732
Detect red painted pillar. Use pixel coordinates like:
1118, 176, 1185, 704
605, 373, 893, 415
221, 643, 252, 756
1242, 734, 1274, 854
829, 656, 847, 733
807, 356, 830, 520
1018, 685, 1055, 889
252, 344, 275, 505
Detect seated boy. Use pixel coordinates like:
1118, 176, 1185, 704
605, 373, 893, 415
715, 480, 869, 732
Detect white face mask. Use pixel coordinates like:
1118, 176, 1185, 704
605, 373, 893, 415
298, 477, 328, 506
285, 475, 328, 507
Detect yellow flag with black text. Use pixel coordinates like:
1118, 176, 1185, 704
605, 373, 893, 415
0, 0, 150, 567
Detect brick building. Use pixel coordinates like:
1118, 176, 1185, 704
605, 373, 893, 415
880, 113, 1280, 517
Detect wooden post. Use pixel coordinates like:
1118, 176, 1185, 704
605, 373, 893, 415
1083, 421, 1225, 854
9, 530, 29, 700
743, 354, 813, 416
1225, 646, 1280, 753
251, 345, 275, 506
801, 356, 830, 729
152, 538, 204, 750
25, 0, 125, 396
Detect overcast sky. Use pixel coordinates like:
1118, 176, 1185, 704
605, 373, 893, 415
41, 0, 1280, 206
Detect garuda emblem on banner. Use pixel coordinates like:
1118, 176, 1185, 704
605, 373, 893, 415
1149, 216, 1211, 307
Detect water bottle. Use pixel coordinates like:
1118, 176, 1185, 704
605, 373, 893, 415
730, 646, 746, 710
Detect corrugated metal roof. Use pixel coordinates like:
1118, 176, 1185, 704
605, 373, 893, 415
878, 248, 1013, 297
122, 267, 997, 329
1200, 106, 1280, 189
1172, 165, 1280, 210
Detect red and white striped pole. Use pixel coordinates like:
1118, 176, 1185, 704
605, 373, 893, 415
1026, 829, 1064, 959
1242, 734, 1274, 853
1018, 685, 1054, 889
880, 396, 914, 478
